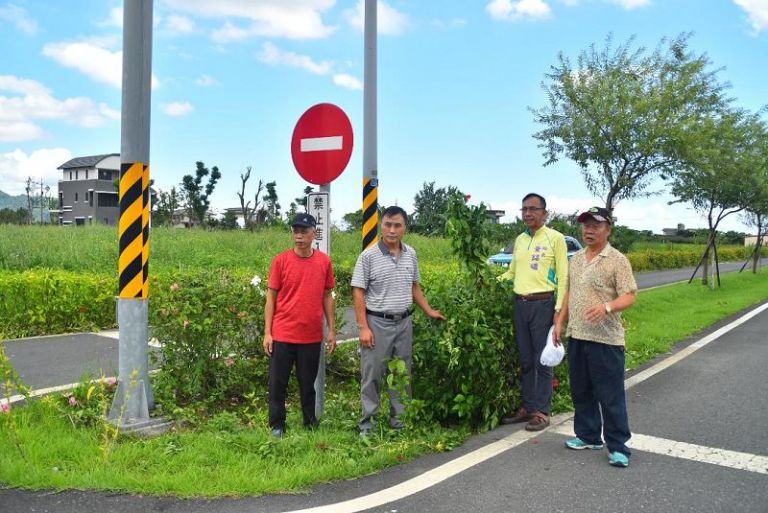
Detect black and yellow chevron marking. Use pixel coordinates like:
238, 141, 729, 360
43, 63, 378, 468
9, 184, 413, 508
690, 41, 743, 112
119, 162, 150, 298
362, 177, 378, 250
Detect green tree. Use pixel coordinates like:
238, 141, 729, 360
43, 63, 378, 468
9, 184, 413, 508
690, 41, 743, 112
671, 110, 764, 285
262, 181, 281, 225
342, 209, 365, 232
412, 181, 465, 236
152, 187, 181, 227
220, 210, 239, 230
531, 33, 725, 211
181, 161, 222, 227
0, 207, 29, 225
286, 186, 314, 222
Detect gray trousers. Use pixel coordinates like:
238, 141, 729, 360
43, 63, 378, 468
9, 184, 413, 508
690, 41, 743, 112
359, 314, 413, 429
514, 297, 554, 414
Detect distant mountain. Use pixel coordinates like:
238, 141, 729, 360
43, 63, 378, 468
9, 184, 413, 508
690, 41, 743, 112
0, 190, 27, 210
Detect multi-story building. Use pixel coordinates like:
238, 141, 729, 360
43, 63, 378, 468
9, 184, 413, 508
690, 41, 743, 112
55, 154, 120, 225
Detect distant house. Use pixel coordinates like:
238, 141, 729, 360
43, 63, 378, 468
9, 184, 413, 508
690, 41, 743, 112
744, 235, 768, 247
53, 154, 120, 225
486, 209, 506, 224
662, 223, 686, 237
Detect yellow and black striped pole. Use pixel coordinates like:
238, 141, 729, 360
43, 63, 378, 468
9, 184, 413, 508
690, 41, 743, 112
362, 176, 378, 250
109, 0, 155, 426
363, 0, 378, 251
118, 162, 150, 298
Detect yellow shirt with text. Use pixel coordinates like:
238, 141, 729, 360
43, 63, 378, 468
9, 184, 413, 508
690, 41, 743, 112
497, 225, 569, 311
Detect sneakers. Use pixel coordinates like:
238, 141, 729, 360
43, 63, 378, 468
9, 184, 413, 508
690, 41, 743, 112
501, 408, 532, 425
524, 412, 550, 431
608, 451, 629, 468
564, 437, 604, 450
270, 427, 284, 438
359, 426, 373, 439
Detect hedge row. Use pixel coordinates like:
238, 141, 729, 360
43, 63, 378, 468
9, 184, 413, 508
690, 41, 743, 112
626, 246, 766, 272
0, 265, 354, 340
0, 246, 763, 339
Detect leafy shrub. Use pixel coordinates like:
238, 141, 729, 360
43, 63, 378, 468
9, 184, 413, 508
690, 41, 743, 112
54, 375, 117, 427
0, 269, 115, 338
411, 199, 517, 431
150, 269, 269, 410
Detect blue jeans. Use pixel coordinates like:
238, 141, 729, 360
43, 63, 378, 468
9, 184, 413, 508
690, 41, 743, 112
568, 338, 631, 456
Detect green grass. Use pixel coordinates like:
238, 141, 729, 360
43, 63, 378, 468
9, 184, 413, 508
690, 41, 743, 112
0, 224, 452, 273
624, 268, 768, 368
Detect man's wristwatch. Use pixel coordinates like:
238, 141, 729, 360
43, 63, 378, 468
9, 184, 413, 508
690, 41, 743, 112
604, 303, 613, 314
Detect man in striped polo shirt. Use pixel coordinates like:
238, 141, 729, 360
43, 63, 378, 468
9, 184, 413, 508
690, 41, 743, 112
352, 206, 445, 437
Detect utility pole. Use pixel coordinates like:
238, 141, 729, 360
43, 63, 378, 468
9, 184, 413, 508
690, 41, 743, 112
109, 0, 156, 431
362, 0, 378, 250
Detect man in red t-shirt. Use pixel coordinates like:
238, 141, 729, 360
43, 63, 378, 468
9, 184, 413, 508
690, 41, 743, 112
263, 213, 336, 437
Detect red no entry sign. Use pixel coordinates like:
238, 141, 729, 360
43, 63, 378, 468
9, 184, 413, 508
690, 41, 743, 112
291, 103, 353, 185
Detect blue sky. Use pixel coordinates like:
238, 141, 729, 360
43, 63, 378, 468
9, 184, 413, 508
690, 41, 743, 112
1, 0, 766, 233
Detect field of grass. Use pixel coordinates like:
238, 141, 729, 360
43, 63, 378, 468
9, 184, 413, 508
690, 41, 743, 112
0, 225, 452, 273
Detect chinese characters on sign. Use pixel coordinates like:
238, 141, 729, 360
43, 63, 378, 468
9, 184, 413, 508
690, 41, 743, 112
308, 191, 330, 254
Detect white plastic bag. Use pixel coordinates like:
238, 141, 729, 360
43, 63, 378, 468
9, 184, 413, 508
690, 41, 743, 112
540, 326, 565, 367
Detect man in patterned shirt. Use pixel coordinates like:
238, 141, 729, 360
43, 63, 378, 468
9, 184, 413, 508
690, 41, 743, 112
553, 206, 637, 468
352, 206, 445, 437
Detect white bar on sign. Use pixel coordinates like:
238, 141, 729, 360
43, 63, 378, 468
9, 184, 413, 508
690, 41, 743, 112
301, 136, 343, 152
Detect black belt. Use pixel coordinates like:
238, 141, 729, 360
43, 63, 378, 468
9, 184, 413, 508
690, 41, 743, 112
366, 308, 413, 321
516, 291, 555, 302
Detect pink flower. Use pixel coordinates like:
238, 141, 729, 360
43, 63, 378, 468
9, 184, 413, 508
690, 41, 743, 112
68, 396, 78, 407
170, 283, 179, 292
1, 403, 9, 414
224, 357, 235, 367
105, 377, 117, 387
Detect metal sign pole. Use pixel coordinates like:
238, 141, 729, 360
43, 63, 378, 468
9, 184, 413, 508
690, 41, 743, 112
109, 0, 154, 426
309, 188, 331, 418
362, 0, 378, 250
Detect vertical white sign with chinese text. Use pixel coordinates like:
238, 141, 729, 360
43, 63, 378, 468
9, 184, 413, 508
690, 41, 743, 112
308, 192, 330, 254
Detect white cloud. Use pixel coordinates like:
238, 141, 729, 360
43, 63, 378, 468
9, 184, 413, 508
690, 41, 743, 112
605, 0, 651, 9
165, 0, 337, 40
195, 74, 219, 86
161, 101, 194, 116
100, 6, 123, 28
42, 40, 159, 89
431, 17, 468, 30
166, 14, 195, 34
0, 148, 73, 194
0, 75, 118, 141
734, 0, 768, 33
257, 42, 332, 75
333, 73, 363, 90
0, 4, 38, 35
345, 0, 409, 35
486, 0, 552, 21
255, 42, 362, 91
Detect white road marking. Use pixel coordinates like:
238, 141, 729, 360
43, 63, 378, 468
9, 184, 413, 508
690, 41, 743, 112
553, 421, 768, 475
301, 136, 343, 152
282, 413, 574, 513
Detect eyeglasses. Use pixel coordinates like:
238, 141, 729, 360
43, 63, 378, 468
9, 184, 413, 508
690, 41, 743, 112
519, 207, 545, 213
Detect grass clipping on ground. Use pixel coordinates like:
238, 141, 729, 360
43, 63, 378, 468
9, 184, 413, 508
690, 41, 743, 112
1, 269, 766, 498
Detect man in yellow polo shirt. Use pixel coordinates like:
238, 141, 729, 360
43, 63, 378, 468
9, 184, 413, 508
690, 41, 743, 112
498, 193, 568, 431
